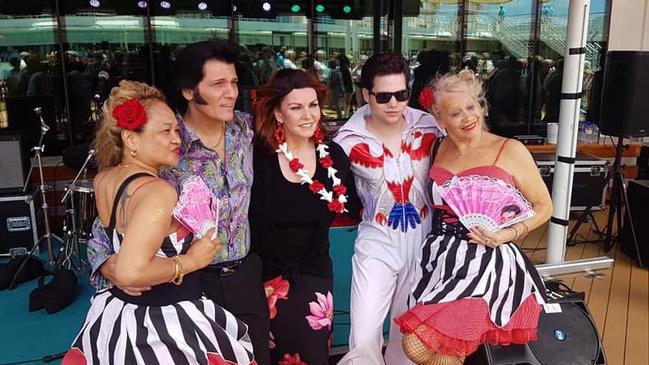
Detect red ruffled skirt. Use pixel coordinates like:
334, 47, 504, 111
395, 295, 541, 357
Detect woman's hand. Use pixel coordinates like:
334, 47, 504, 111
468, 226, 517, 248
183, 228, 221, 271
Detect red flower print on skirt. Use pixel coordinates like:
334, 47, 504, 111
264, 276, 290, 319
279, 353, 308, 365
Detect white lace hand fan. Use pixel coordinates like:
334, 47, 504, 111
436, 175, 534, 232
172, 176, 219, 239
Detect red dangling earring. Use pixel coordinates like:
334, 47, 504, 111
274, 123, 286, 145
312, 125, 325, 143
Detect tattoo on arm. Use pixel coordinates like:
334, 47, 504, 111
117, 189, 132, 230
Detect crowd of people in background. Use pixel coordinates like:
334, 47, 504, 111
0, 43, 599, 150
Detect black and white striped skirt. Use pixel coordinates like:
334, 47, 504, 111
412, 232, 546, 327
70, 289, 256, 365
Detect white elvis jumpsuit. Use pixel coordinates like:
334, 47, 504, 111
334, 104, 443, 364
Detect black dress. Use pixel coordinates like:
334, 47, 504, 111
249, 142, 360, 365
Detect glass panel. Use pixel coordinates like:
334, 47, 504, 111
402, 1, 459, 112
60, 1, 152, 144
0, 1, 67, 154
151, 4, 229, 107
237, 5, 308, 114
467, 0, 536, 137
315, 13, 374, 120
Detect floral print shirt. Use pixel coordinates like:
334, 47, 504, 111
162, 111, 254, 264
87, 111, 254, 288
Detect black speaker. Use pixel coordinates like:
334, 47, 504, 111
599, 51, 649, 137
620, 180, 649, 266
0, 134, 29, 195
466, 299, 606, 365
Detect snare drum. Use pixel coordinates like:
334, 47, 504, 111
67, 179, 97, 241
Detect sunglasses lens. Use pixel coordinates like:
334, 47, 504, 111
395, 89, 410, 101
375, 93, 392, 103
373, 90, 409, 103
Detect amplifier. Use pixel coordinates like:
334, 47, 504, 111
467, 298, 606, 365
0, 194, 38, 255
533, 153, 608, 210
0, 134, 29, 195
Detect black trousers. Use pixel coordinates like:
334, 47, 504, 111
201, 252, 270, 365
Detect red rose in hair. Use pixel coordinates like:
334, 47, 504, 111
113, 99, 148, 130
328, 199, 345, 214
333, 184, 347, 196
289, 158, 304, 173
309, 180, 325, 193
319, 155, 334, 169
418, 87, 435, 111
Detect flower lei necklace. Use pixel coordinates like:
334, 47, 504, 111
276, 141, 348, 214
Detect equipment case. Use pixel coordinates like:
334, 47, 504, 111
0, 194, 38, 255
533, 153, 608, 210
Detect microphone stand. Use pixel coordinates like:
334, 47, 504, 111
58, 150, 95, 271
9, 108, 63, 289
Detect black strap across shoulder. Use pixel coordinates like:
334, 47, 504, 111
431, 137, 443, 165
108, 173, 156, 230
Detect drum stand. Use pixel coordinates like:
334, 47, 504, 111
9, 108, 64, 289
58, 149, 96, 271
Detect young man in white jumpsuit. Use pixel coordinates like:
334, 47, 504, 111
334, 53, 443, 364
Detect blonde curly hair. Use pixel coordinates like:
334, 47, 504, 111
93, 80, 165, 169
430, 69, 488, 120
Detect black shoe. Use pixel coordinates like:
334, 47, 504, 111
0, 256, 46, 290
29, 269, 78, 314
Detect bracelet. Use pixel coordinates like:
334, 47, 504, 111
520, 221, 530, 238
170, 256, 184, 286
509, 225, 521, 240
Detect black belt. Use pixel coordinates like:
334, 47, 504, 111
205, 256, 247, 277
430, 210, 470, 238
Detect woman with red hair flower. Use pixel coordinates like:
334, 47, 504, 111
63, 80, 257, 365
249, 69, 361, 364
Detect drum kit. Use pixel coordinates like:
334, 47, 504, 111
59, 153, 97, 271
9, 108, 97, 287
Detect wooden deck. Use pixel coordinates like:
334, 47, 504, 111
521, 210, 649, 365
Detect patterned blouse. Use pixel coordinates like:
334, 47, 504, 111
87, 111, 254, 288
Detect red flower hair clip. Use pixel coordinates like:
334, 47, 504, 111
112, 98, 148, 131
418, 87, 435, 111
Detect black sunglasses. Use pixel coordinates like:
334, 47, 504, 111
369, 89, 410, 104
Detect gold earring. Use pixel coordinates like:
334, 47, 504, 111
130, 149, 137, 158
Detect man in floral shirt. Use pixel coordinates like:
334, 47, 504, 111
86, 39, 270, 365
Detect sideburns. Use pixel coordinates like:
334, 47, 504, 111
193, 87, 209, 105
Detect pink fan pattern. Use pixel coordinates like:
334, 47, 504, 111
172, 176, 219, 238
436, 175, 534, 231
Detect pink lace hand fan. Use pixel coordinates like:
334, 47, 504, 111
436, 175, 534, 232
172, 176, 219, 239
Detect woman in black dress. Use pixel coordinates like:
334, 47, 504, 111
250, 69, 361, 364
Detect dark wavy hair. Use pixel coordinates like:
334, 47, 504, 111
360, 52, 410, 90
174, 38, 239, 113
254, 69, 327, 153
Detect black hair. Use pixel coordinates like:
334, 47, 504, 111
501, 204, 522, 215
174, 38, 240, 113
360, 52, 409, 91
